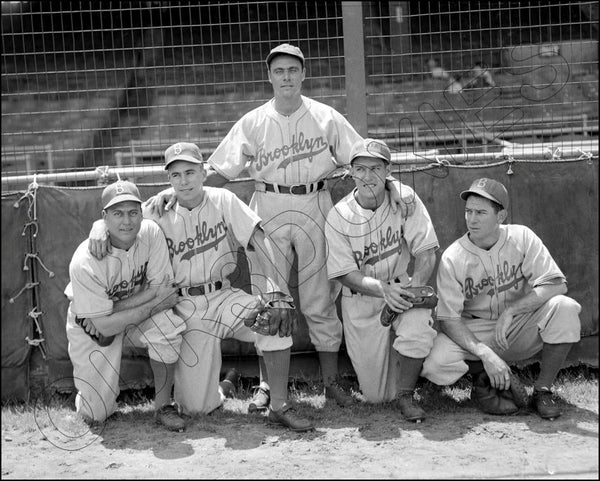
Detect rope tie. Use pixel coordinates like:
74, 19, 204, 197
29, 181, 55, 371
506, 155, 515, 175
22, 253, 55, 278
576, 149, 594, 164
9, 282, 39, 304
95, 165, 111, 184
21, 221, 39, 238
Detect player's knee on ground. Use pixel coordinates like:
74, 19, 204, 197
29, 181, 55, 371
539, 295, 582, 344
75, 390, 116, 423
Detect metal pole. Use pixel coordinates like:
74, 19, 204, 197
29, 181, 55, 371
342, 1, 368, 137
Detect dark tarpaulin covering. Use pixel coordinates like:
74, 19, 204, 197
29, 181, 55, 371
1, 193, 34, 401
2, 159, 598, 397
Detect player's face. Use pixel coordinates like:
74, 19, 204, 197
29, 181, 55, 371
351, 157, 389, 208
465, 195, 506, 248
167, 160, 207, 209
268, 55, 305, 100
102, 201, 143, 250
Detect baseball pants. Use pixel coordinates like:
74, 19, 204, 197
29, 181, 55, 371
66, 305, 185, 422
250, 189, 343, 352
421, 294, 582, 386
173, 287, 293, 415
342, 294, 436, 402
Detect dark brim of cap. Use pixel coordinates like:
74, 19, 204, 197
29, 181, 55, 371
103, 195, 143, 210
164, 155, 204, 169
460, 188, 505, 207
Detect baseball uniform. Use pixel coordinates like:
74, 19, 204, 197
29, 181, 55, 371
144, 187, 292, 415
65, 219, 185, 422
421, 224, 582, 386
208, 95, 363, 353
325, 185, 439, 402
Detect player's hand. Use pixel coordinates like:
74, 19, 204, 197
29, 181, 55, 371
80, 317, 99, 337
147, 188, 176, 217
387, 179, 416, 217
150, 275, 181, 313
382, 283, 414, 313
482, 353, 512, 391
494, 309, 514, 351
88, 219, 111, 259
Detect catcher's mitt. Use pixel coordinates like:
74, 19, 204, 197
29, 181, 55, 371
244, 291, 297, 337
380, 286, 438, 327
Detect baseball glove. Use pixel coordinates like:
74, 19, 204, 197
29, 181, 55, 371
244, 291, 297, 337
380, 286, 438, 327
508, 370, 530, 409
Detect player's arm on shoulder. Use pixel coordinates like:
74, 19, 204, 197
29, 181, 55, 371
145, 187, 176, 217
386, 178, 417, 217
88, 218, 111, 259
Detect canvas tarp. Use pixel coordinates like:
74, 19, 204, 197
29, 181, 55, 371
2, 159, 598, 400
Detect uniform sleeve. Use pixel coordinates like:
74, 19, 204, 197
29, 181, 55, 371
435, 249, 465, 322
219, 189, 261, 248
402, 188, 439, 256
325, 108, 363, 167
142, 220, 176, 288
324, 208, 358, 279
519, 226, 566, 287
69, 253, 113, 318
207, 115, 256, 180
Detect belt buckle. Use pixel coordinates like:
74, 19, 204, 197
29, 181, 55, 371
289, 184, 306, 195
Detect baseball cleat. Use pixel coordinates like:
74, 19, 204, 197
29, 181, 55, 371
397, 393, 426, 422
325, 382, 354, 407
155, 403, 186, 432
267, 403, 314, 432
248, 382, 270, 413
532, 388, 562, 420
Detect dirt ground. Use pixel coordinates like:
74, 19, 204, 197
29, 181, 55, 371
1, 377, 598, 480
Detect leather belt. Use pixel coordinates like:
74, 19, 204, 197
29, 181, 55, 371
179, 281, 224, 297
263, 180, 326, 195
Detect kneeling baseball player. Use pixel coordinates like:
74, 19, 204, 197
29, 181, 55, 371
325, 139, 439, 422
65, 180, 186, 430
421, 178, 582, 419
87, 142, 314, 432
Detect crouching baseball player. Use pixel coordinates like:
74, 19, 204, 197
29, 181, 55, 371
324, 139, 439, 422
88, 142, 314, 432
65, 180, 186, 430
421, 178, 582, 419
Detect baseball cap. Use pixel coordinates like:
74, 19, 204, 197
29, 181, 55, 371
102, 180, 142, 210
164, 142, 204, 170
460, 177, 509, 209
266, 43, 305, 68
350, 138, 392, 164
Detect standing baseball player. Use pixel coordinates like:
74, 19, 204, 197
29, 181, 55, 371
89, 142, 314, 431
148, 43, 415, 410
65, 180, 186, 430
324, 139, 438, 422
421, 178, 582, 419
